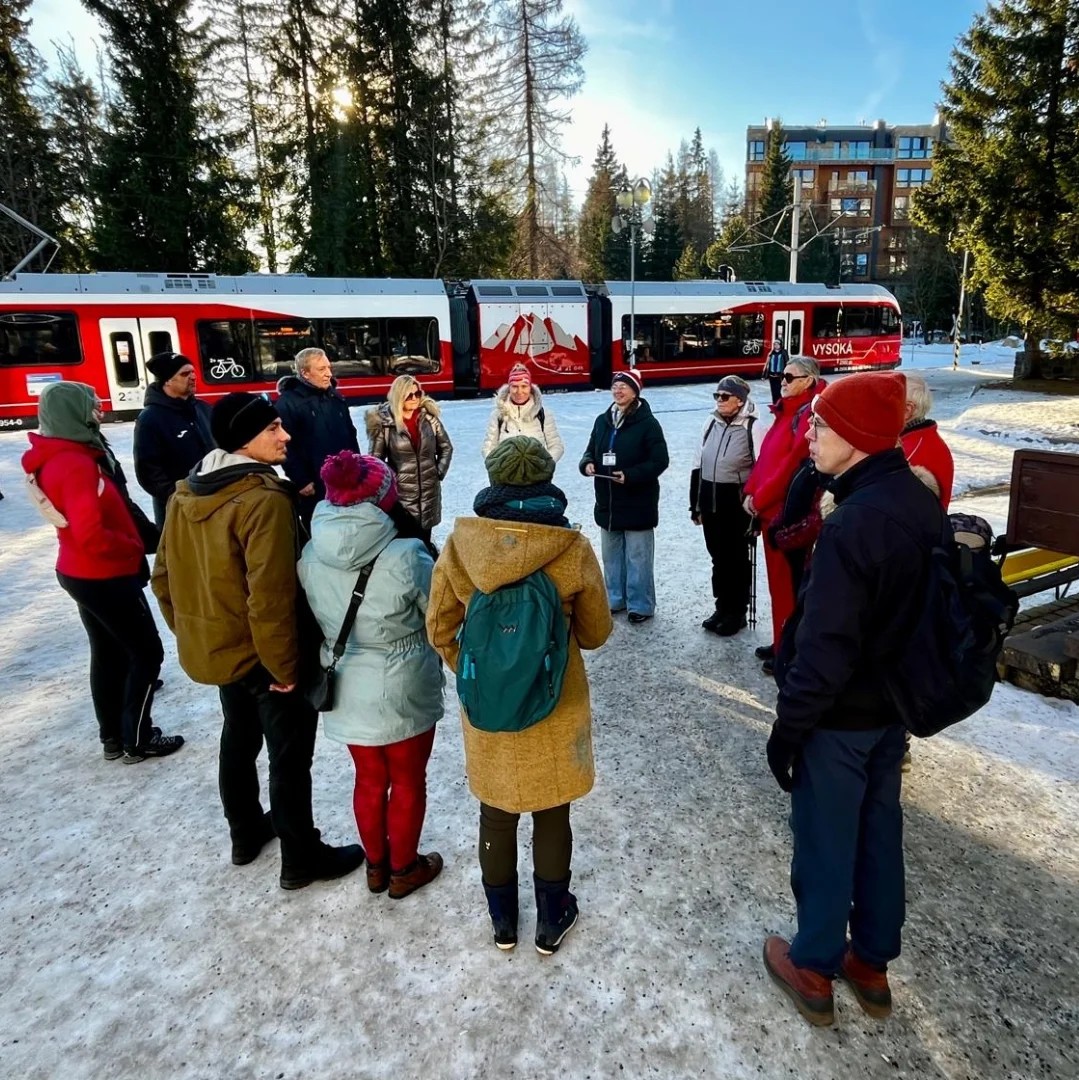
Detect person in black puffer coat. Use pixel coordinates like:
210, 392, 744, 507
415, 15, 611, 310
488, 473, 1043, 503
579, 370, 669, 623
134, 352, 214, 529
275, 347, 360, 529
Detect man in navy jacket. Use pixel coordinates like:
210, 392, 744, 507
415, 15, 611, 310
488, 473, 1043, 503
762, 372, 943, 1028
275, 347, 360, 529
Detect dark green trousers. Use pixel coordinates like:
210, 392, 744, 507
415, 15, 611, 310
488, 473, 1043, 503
479, 802, 572, 886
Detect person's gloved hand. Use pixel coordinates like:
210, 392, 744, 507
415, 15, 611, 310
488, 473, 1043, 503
766, 728, 801, 793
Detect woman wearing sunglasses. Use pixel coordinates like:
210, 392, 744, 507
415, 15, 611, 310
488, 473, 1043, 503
690, 376, 758, 636
741, 356, 825, 673
366, 376, 454, 543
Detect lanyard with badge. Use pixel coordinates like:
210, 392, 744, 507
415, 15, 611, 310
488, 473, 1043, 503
602, 426, 617, 469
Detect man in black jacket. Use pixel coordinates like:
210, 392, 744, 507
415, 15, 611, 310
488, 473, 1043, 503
579, 369, 669, 623
275, 347, 360, 529
762, 371, 943, 1028
133, 352, 214, 528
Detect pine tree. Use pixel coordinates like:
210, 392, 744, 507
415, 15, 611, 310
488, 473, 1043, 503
0, 1, 60, 274
486, 0, 586, 277
44, 45, 103, 271
643, 154, 683, 281
914, 0, 1079, 372
673, 242, 702, 281
85, 0, 256, 272
754, 122, 793, 281
577, 125, 623, 282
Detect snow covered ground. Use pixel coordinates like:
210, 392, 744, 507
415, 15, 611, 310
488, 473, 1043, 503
0, 347, 1076, 1080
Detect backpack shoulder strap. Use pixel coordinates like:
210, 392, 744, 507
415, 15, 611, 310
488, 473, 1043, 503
537, 407, 545, 431
701, 418, 717, 445
746, 415, 757, 465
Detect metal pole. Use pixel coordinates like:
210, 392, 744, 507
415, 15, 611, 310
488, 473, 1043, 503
953, 247, 970, 370
0, 202, 60, 279
789, 172, 802, 283
629, 220, 637, 367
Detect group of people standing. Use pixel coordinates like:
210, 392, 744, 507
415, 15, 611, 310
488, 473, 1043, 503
21, 344, 961, 1015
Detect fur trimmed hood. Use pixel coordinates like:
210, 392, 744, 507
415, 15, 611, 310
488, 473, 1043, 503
365, 395, 442, 437
493, 383, 545, 423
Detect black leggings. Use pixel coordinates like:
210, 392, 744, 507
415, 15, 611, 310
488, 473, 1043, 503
57, 572, 163, 750
479, 802, 572, 886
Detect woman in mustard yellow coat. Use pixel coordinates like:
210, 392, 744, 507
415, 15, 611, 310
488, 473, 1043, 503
427, 437, 612, 956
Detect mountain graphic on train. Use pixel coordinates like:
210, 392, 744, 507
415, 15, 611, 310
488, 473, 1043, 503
0, 273, 902, 427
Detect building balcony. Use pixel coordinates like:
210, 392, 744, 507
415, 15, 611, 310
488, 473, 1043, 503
790, 147, 896, 163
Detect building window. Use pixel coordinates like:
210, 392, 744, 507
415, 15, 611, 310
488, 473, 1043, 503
746, 171, 761, 192
785, 141, 807, 160
854, 253, 869, 276
748, 139, 765, 162
893, 195, 910, 221
889, 254, 909, 274
897, 136, 932, 159
846, 170, 869, 185
843, 140, 871, 159
896, 168, 932, 187
792, 168, 814, 184
0, 311, 83, 366
831, 197, 871, 215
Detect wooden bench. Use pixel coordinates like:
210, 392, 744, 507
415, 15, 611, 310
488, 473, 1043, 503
1000, 548, 1079, 599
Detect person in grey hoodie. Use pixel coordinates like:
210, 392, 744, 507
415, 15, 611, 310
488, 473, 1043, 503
689, 375, 758, 635
298, 451, 444, 901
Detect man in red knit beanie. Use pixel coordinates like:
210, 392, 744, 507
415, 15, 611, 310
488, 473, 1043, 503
762, 371, 944, 1027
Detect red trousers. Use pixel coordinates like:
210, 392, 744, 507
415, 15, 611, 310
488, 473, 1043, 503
762, 530, 797, 649
348, 726, 435, 872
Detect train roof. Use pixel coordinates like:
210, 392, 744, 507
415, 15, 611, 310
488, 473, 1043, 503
602, 281, 897, 301
467, 279, 588, 300
0, 272, 448, 298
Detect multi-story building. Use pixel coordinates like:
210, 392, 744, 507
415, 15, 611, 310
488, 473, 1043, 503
744, 117, 945, 289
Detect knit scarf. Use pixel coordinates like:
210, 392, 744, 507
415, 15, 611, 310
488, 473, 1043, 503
473, 481, 570, 527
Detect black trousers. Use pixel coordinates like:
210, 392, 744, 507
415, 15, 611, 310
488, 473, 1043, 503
700, 484, 753, 619
218, 665, 320, 867
768, 375, 783, 404
57, 572, 163, 750
479, 802, 572, 886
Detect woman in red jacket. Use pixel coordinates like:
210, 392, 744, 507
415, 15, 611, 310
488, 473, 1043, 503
742, 357, 826, 672
21, 381, 184, 764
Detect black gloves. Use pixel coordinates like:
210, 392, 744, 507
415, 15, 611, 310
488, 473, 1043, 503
766, 728, 801, 793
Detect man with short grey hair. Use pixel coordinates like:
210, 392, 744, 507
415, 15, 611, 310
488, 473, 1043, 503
275, 347, 359, 528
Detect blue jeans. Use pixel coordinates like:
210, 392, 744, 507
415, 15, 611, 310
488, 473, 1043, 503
788, 724, 906, 975
600, 528, 656, 615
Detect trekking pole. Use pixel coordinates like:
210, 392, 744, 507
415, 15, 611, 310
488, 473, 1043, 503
747, 525, 758, 630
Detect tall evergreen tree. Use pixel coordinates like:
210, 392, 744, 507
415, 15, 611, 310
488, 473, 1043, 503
487, 0, 586, 277
643, 154, 683, 281
84, 0, 256, 272
914, 0, 1079, 371
577, 125, 624, 282
0, 1, 60, 274
754, 122, 793, 281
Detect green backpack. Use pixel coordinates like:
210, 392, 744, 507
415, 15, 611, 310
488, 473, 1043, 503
455, 570, 569, 733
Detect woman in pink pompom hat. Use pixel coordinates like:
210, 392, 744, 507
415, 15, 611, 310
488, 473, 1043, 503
298, 450, 445, 900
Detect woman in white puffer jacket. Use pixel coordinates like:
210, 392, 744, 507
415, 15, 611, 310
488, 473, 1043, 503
480, 363, 565, 463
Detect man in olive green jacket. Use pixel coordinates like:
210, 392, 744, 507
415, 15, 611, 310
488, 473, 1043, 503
152, 392, 364, 890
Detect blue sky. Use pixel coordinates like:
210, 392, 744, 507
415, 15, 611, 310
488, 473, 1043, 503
29, 0, 987, 207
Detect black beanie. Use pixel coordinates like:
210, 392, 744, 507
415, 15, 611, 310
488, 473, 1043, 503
147, 351, 192, 383
211, 392, 279, 453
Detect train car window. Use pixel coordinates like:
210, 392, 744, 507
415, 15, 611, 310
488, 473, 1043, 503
253, 320, 316, 381
842, 305, 879, 337
320, 318, 384, 377
385, 317, 441, 375
0, 311, 82, 366
196, 320, 255, 383
880, 306, 900, 334
812, 307, 842, 339
109, 333, 141, 387
624, 312, 765, 362
147, 330, 173, 356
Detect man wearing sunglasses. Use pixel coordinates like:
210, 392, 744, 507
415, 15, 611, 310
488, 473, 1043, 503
690, 376, 758, 635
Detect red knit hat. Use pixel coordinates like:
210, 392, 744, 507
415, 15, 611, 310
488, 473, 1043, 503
507, 362, 532, 387
320, 451, 398, 511
813, 373, 907, 455
612, 368, 643, 396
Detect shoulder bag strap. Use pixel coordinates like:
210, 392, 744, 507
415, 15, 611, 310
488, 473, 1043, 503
327, 557, 378, 669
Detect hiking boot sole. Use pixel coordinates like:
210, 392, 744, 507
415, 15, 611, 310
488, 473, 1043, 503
763, 942, 835, 1026
495, 936, 517, 952
840, 974, 892, 1019
535, 909, 578, 956
103, 743, 123, 761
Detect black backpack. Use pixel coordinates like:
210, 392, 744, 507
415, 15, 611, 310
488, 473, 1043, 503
884, 513, 1018, 738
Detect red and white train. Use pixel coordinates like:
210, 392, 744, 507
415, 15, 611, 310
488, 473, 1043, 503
0, 272, 902, 427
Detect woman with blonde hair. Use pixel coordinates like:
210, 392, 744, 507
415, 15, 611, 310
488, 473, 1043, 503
366, 376, 453, 543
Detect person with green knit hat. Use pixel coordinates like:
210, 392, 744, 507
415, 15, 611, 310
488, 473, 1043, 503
21, 381, 184, 764
428, 435, 612, 956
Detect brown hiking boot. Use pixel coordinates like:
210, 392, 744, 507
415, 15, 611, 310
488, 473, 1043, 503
763, 936, 835, 1026
840, 947, 893, 1018
366, 860, 389, 894
388, 852, 443, 899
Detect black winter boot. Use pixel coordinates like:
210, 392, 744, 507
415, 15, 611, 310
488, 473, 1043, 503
534, 873, 578, 956
483, 878, 519, 951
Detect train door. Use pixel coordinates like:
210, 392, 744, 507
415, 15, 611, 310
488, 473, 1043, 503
98, 317, 179, 411
771, 309, 806, 360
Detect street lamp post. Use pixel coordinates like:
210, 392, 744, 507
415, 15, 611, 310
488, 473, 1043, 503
612, 177, 655, 367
